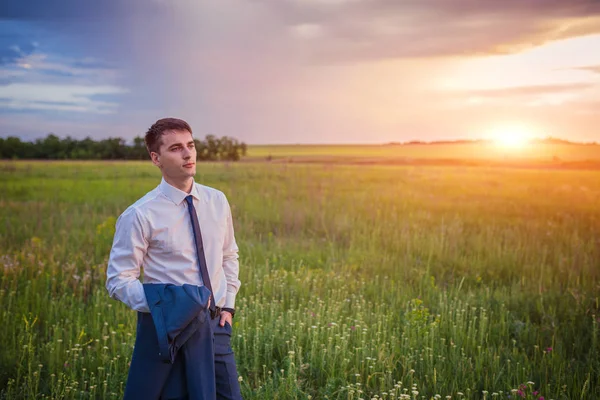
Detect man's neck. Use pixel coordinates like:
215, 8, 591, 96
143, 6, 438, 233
163, 175, 194, 193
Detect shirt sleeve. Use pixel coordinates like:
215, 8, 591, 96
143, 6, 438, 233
222, 193, 241, 309
105, 206, 150, 313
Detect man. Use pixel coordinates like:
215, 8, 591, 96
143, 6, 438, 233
106, 117, 243, 399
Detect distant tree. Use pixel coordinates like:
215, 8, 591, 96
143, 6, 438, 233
0, 133, 246, 161
61, 136, 77, 159
42, 134, 62, 159
130, 136, 150, 160
195, 139, 209, 161
204, 134, 220, 161
1, 136, 33, 159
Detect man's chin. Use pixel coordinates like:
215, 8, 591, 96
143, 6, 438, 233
171, 169, 195, 179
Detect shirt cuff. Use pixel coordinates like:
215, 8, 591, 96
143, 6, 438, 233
131, 293, 151, 313
225, 290, 237, 309
135, 301, 151, 313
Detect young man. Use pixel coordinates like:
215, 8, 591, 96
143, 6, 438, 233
106, 118, 243, 399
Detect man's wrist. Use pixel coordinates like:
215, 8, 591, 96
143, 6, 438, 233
221, 307, 235, 318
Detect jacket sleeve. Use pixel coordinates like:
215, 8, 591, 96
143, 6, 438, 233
222, 193, 241, 309
106, 206, 150, 313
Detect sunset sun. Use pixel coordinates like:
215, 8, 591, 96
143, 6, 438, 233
488, 125, 534, 148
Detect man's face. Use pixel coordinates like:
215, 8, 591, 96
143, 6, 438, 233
151, 129, 197, 180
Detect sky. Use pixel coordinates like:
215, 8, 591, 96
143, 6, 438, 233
1, 0, 599, 144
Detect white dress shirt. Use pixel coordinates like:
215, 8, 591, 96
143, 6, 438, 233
106, 178, 241, 313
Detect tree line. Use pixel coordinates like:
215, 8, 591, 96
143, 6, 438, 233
0, 134, 247, 161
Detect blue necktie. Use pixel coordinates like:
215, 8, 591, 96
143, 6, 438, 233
185, 195, 216, 315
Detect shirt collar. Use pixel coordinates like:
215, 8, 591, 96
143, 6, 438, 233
159, 177, 203, 206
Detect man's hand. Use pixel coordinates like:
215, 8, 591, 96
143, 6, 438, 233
219, 310, 233, 327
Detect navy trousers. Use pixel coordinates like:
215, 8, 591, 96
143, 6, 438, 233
124, 312, 243, 400
211, 315, 243, 400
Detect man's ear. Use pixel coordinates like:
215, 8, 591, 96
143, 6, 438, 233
150, 151, 161, 168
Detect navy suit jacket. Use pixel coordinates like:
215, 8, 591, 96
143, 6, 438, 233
124, 283, 216, 400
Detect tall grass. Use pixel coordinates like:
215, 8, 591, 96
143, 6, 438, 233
0, 160, 598, 399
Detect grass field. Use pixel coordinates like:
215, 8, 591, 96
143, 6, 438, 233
246, 143, 600, 168
0, 160, 599, 399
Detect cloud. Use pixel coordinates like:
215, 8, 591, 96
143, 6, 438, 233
0, 16, 130, 121
466, 83, 597, 98
256, 0, 600, 62
10, 0, 600, 65
0, 44, 126, 114
0, 42, 37, 65
0, 21, 42, 65
290, 23, 324, 39
444, 82, 599, 110
573, 65, 600, 74
1, 52, 120, 84
0, 83, 128, 113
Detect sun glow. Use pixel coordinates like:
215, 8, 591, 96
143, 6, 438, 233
488, 124, 534, 148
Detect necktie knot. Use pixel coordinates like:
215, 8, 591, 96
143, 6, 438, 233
185, 195, 193, 206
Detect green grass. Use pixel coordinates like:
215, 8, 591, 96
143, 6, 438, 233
0, 160, 599, 399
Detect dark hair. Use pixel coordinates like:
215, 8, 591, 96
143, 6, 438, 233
145, 118, 193, 154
